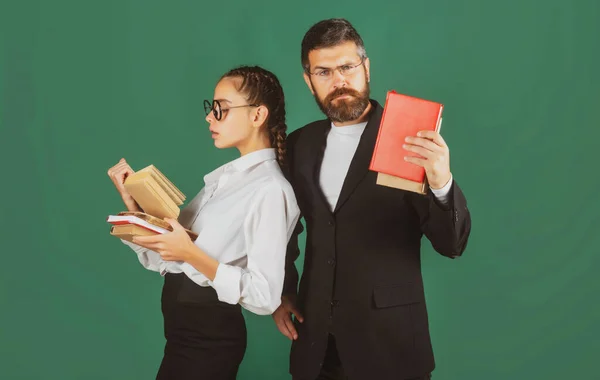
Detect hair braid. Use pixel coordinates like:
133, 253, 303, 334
221, 65, 288, 167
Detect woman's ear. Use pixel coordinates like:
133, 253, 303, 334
252, 105, 269, 129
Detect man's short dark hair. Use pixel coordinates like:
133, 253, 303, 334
301, 18, 367, 73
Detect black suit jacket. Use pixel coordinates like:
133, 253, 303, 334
282, 99, 471, 380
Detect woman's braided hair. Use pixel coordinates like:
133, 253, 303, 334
220, 65, 287, 167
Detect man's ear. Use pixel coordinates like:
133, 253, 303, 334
252, 105, 269, 129
303, 72, 315, 95
365, 57, 371, 83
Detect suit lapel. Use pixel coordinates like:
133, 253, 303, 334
333, 100, 383, 213
308, 120, 333, 214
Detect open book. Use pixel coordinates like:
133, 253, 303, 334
108, 211, 198, 242
107, 165, 198, 242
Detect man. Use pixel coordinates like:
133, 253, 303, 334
272, 18, 472, 380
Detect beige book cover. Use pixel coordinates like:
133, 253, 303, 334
110, 224, 157, 243
108, 164, 194, 242
376, 173, 429, 194
139, 165, 185, 205
124, 171, 180, 219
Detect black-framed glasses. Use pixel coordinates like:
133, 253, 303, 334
203, 99, 259, 121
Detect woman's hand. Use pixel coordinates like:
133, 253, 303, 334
132, 218, 196, 262
107, 158, 141, 212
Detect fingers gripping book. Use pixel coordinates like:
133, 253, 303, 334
107, 165, 198, 242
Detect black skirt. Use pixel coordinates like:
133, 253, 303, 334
156, 272, 247, 380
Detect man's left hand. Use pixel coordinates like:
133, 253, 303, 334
403, 130, 452, 189
132, 218, 196, 262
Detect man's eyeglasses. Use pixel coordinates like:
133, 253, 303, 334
307, 58, 365, 82
203, 99, 259, 121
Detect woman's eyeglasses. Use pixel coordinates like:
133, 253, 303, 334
204, 99, 259, 121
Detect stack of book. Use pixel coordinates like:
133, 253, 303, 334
369, 90, 444, 194
107, 165, 198, 242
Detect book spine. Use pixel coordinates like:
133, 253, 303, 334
435, 105, 444, 132
369, 90, 394, 171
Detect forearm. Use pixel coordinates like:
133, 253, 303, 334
411, 180, 471, 258
182, 253, 282, 315
283, 260, 299, 297
180, 183, 300, 315
238, 272, 283, 315
429, 174, 453, 206
433, 183, 470, 257
184, 244, 219, 281
204, 193, 298, 314
282, 220, 303, 296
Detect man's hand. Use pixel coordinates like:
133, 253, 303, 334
272, 295, 304, 340
403, 130, 452, 189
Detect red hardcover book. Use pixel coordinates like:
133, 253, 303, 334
369, 90, 444, 194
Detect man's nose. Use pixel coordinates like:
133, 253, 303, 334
332, 69, 347, 89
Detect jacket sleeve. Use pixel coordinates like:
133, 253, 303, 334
281, 129, 304, 297
406, 179, 472, 258
282, 219, 304, 296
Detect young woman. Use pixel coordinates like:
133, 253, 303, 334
107, 65, 300, 380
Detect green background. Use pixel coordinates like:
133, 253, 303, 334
1, 0, 598, 379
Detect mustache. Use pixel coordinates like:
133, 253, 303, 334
324, 87, 361, 103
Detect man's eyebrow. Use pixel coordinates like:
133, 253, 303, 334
313, 60, 359, 71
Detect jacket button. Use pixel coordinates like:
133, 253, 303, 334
330, 300, 339, 307
328, 220, 334, 226
327, 258, 335, 265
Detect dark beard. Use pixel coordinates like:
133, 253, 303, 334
313, 81, 370, 123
